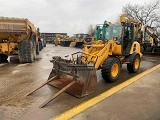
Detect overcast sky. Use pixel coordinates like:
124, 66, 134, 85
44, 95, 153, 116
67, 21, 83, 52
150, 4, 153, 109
0, 0, 154, 36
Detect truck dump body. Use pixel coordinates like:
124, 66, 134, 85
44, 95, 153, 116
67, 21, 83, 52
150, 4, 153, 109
0, 17, 36, 34
0, 17, 37, 43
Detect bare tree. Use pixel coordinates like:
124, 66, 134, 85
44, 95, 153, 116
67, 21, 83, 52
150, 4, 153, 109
87, 24, 96, 36
123, 0, 160, 26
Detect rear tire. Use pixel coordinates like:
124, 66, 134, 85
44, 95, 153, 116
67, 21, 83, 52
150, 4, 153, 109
38, 41, 42, 51
38, 40, 44, 51
36, 43, 39, 55
127, 54, 140, 73
43, 40, 46, 47
18, 40, 35, 63
101, 57, 121, 83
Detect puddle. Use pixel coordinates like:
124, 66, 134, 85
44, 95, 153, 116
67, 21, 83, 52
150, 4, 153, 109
12, 70, 20, 74
35, 58, 42, 61
17, 63, 30, 67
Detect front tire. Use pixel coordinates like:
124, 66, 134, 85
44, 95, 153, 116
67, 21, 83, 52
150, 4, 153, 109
101, 57, 121, 83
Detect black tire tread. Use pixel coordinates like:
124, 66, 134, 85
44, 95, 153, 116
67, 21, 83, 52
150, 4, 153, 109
36, 43, 39, 55
127, 54, 140, 73
18, 40, 35, 63
101, 57, 121, 83
43, 40, 46, 47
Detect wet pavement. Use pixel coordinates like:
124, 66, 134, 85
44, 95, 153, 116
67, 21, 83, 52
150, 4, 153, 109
71, 67, 160, 120
0, 44, 160, 120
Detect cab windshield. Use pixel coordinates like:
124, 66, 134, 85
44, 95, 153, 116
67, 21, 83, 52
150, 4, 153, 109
103, 24, 122, 41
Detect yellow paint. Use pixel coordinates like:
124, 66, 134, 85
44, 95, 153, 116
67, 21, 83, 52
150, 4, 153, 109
52, 64, 160, 120
111, 63, 119, 77
112, 44, 121, 55
129, 41, 142, 57
0, 43, 18, 54
135, 58, 140, 69
82, 40, 126, 69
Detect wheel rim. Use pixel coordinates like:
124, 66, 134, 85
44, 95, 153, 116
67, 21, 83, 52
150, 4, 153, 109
134, 58, 140, 69
111, 63, 119, 77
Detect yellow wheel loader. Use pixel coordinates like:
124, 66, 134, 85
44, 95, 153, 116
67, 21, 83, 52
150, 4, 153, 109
54, 34, 63, 46
27, 14, 142, 107
69, 33, 89, 48
54, 34, 73, 47
60, 36, 73, 47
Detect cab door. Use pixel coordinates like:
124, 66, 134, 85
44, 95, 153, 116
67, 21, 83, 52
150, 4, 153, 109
122, 23, 134, 55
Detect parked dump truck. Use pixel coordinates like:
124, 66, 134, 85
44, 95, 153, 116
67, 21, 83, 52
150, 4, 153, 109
0, 17, 40, 63
37, 28, 46, 51
54, 34, 68, 46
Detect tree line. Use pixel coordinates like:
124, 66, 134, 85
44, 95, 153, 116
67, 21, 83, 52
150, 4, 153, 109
87, 0, 160, 36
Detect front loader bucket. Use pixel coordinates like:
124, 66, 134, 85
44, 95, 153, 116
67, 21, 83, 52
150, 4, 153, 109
48, 56, 97, 98
74, 42, 84, 48
60, 40, 72, 47
26, 55, 97, 108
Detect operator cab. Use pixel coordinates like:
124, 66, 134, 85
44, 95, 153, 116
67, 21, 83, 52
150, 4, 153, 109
121, 23, 134, 55
96, 21, 135, 56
